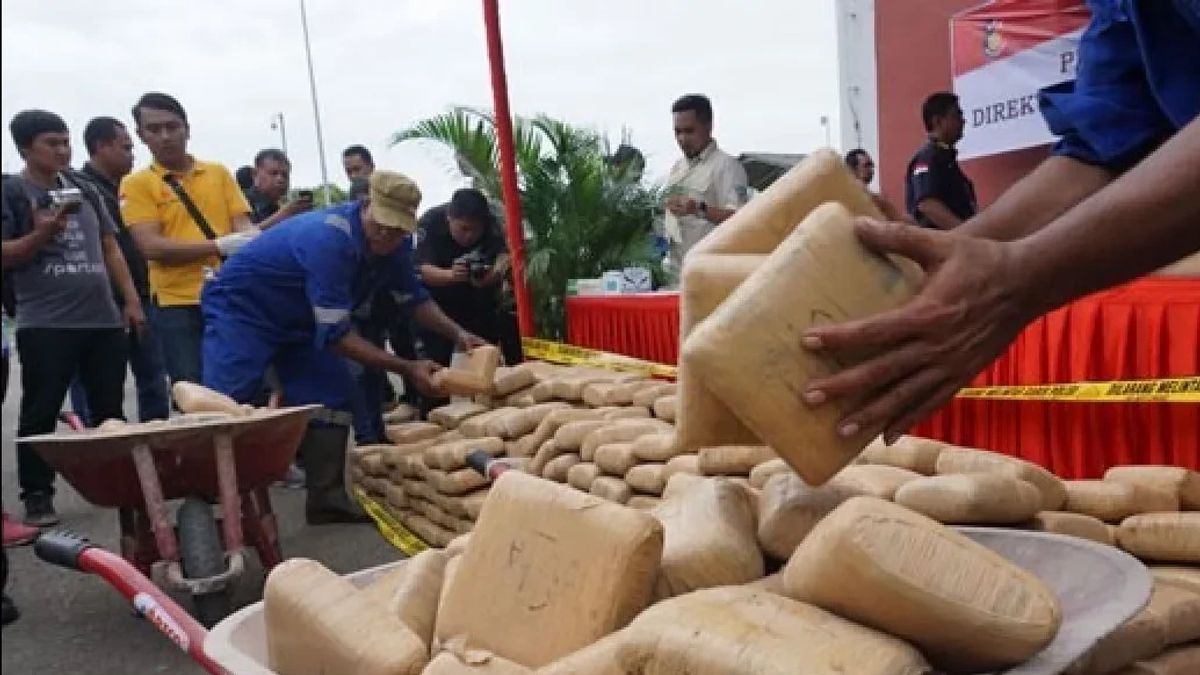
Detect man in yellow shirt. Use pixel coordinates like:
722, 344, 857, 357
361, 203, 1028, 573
120, 92, 255, 385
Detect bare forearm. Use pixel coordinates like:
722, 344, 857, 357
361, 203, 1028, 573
334, 332, 413, 374
102, 237, 141, 307
1016, 118, 1200, 314
2, 231, 55, 268
915, 199, 963, 230
958, 155, 1112, 242
413, 299, 464, 342
419, 264, 456, 287
133, 230, 220, 263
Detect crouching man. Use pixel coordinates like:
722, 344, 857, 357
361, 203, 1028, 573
200, 171, 483, 523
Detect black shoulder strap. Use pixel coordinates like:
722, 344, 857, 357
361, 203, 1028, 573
161, 174, 218, 241
60, 172, 107, 228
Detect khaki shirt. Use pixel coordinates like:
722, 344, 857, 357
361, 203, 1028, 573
664, 141, 748, 261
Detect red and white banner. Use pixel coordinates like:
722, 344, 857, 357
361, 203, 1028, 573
951, 0, 1090, 159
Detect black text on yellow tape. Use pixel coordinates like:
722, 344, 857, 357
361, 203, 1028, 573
523, 338, 1198, 403
353, 487, 429, 556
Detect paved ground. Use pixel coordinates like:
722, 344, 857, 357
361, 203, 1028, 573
2, 358, 401, 674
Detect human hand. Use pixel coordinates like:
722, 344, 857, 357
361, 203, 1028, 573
32, 204, 69, 239
403, 359, 444, 397
801, 218, 1036, 442
215, 230, 259, 257
282, 196, 313, 217
457, 331, 487, 351
123, 301, 147, 338
665, 195, 687, 216
450, 259, 470, 284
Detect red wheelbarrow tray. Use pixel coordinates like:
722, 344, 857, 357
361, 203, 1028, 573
19, 405, 321, 508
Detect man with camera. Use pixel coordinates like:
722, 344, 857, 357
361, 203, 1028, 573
243, 148, 313, 226
416, 188, 510, 373
1, 110, 143, 526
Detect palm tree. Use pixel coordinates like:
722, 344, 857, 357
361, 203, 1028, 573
392, 107, 662, 339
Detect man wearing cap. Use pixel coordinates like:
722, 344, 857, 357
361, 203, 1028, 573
199, 171, 483, 523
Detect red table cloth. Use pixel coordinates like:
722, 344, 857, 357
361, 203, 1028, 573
564, 278, 1199, 478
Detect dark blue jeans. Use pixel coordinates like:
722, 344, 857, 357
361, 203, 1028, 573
149, 302, 204, 385
69, 321, 170, 425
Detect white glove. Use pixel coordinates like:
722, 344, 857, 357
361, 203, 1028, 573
215, 230, 259, 257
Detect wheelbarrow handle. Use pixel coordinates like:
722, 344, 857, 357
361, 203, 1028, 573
35, 531, 227, 675
466, 449, 513, 480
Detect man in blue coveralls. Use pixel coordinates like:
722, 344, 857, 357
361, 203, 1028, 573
201, 170, 484, 523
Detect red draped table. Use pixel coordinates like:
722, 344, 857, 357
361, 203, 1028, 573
564, 278, 1199, 478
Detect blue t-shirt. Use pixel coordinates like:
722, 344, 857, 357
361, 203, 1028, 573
208, 201, 429, 349
1039, 0, 1200, 172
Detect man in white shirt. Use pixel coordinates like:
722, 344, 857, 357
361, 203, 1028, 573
664, 94, 749, 270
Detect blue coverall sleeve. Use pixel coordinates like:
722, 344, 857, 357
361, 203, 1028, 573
390, 238, 431, 309
294, 226, 357, 349
1038, 1, 1175, 172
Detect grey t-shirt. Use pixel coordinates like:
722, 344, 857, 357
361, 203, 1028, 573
1, 175, 122, 329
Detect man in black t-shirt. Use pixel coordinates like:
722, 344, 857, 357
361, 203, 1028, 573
415, 188, 508, 368
243, 148, 312, 227
905, 92, 977, 230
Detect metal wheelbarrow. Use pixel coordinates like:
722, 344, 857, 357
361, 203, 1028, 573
22, 405, 319, 626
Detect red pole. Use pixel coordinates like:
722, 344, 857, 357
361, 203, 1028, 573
482, 0, 535, 337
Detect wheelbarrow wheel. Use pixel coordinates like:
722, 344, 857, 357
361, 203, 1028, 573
177, 498, 231, 627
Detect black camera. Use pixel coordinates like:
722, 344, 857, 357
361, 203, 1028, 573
37, 187, 83, 215
457, 250, 491, 283
297, 189, 314, 201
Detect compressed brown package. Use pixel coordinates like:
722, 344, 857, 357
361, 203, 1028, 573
624, 463, 667, 495
1065, 480, 1147, 522
566, 462, 601, 492
1029, 511, 1116, 545
829, 463, 921, 500
652, 478, 763, 598
360, 452, 389, 477
631, 382, 677, 408
935, 446, 1067, 511
1145, 579, 1200, 645
629, 431, 682, 462
652, 394, 677, 422
434, 472, 663, 668
893, 473, 1043, 524
554, 420, 610, 452
171, 381, 249, 417
697, 445, 777, 476
858, 435, 946, 475
746, 571, 785, 594
428, 402, 490, 429
528, 440, 565, 478
540, 586, 929, 675
425, 437, 505, 471
579, 419, 673, 462
783, 496, 1062, 673
387, 422, 445, 445
427, 468, 489, 496
683, 203, 922, 485
662, 454, 700, 482
541, 453, 581, 483
757, 473, 862, 560
1118, 512, 1200, 563
433, 346, 502, 397
493, 364, 537, 397
594, 443, 638, 477
461, 490, 488, 521
383, 436, 451, 469
1067, 605, 1168, 675
384, 483, 409, 511
264, 558, 428, 674
488, 402, 572, 440
1152, 566, 1200, 595
589, 476, 632, 504
515, 409, 608, 457
626, 496, 662, 510
675, 254, 765, 456
1105, 465, 1200, 511
458, 407, 520, 439
748, 458, 792, 488
386, 548, 450, 646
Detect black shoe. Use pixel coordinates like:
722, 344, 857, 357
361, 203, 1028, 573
1, 594, 18, 626
22, 494, 59, 528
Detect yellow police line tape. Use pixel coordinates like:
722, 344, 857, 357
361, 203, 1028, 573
353, 486, 430, 555
521, 337, 1200, 403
